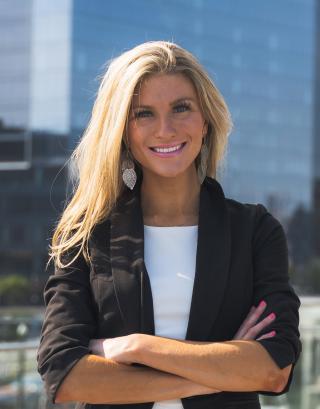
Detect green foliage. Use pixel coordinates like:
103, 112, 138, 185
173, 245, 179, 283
0, 274, 31, 305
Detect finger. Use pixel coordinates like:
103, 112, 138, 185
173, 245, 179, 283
89, 339, 105, 355
234, 301, 267, 339
242, 313, 276, 340
256, 331, 276, 341
88, 339, 98, 351
250, 313, 276, 338
243, 301, 267, 329
233, 306, 256, 339
256, 330, 276, 341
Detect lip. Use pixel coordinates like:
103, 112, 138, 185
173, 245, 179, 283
149, 142, 187, 157
149, 141, 187, 149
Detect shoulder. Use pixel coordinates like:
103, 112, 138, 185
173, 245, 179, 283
223, 198, 287, 259
225, 196, 258, 218
226, 196, 284, 233
204, 177, 284, 244
224, 197, 270, 225
204, 176, 284, 234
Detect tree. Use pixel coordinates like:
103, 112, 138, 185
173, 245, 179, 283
0, 275, 31, 305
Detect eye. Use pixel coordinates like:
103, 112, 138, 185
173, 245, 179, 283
133, 110, 153, 119
174, 102, 191, 113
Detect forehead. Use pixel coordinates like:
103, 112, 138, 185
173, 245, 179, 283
131, 73, 198, 105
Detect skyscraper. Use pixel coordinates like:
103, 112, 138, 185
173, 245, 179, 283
0, 0, 316, 220
312, 0, 320, 255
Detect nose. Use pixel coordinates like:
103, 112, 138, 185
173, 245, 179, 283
155, 114, 176, 139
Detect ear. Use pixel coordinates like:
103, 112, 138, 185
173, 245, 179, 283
203, 121, 208, 137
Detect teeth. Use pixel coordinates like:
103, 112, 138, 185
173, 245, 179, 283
152, 143, 183, 153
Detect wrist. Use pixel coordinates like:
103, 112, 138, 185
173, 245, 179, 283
129, 333, 148, 364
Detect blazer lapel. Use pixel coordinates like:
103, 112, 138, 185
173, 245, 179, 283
110, 180, 155, 335
185, 177, 231, 341
109, 177, 231, 341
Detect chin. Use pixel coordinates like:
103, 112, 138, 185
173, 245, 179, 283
140, 160, 196, 181
145, 167, 194, 180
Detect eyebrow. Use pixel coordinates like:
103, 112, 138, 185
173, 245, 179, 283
131, 97, 196, 110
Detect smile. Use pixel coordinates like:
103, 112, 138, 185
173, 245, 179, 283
150, 142, 186, 156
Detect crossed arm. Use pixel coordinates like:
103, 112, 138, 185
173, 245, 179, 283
55, 354, 217, 404
56, 301, 291, 404
96, 334, 292, 392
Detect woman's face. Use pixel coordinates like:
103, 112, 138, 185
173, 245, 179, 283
127, 73, 207, 180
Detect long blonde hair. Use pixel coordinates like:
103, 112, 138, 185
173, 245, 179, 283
49, 40, 233, 269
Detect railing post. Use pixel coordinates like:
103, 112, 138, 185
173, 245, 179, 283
16, 347, 26, 409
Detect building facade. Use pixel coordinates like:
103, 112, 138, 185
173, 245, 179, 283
0, 0, 317, 278
0, 124, 69, 279
313, 0, 320, 256
0, 0, 316, 219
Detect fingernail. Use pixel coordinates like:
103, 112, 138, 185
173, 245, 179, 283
271, 330, 276, 336
259, 300, 266, 308
268, 313, 276, 320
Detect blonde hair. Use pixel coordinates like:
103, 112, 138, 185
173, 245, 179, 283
49, 40, 233, 269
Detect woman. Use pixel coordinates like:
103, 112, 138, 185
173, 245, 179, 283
37, 41, 301, 409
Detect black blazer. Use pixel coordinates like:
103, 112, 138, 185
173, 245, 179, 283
37, 176, 301, 409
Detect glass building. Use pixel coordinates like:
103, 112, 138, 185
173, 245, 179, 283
0, 0, 33, 129
313, 0, 320, 256
0, 0, 316, 221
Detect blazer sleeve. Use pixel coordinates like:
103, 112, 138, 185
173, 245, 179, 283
252, 203, 302, 396
36, 248, 97, 404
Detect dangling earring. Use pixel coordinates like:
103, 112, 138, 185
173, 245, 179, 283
121, 149, 137, 190
197, 137, 209, 184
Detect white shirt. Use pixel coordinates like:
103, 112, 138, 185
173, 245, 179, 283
144, 225, 198, 409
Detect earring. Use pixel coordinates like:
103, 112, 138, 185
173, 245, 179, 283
197, 138, 209, 184
121, 149, 137, 190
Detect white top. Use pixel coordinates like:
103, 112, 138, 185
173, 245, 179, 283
144, 225, 198, 409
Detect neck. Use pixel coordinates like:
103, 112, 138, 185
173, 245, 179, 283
140, 167, 201, 227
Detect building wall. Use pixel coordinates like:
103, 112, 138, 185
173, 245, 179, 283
29, 0, 73, 133
0, 0, 316, 223
0, 0, 32, 128
216, 1, 315, 221
0, 0, 73, 134
313, 0, 320, 181
0, 0, 318, 280
312, 0, 320, 256
0, 128, 69, 278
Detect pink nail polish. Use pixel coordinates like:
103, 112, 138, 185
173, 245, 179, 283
259, 300, 266, 308
269, 313, 276, 320
271, 331, 276, 336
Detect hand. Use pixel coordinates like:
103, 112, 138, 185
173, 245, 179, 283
88, 333, 139, 364
89, 300, 276, 363
88, 335, 222, 396
233, 300, 276, 341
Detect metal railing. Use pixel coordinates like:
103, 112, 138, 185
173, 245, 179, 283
0, 339, 44, 409
0, 327, 320, 409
